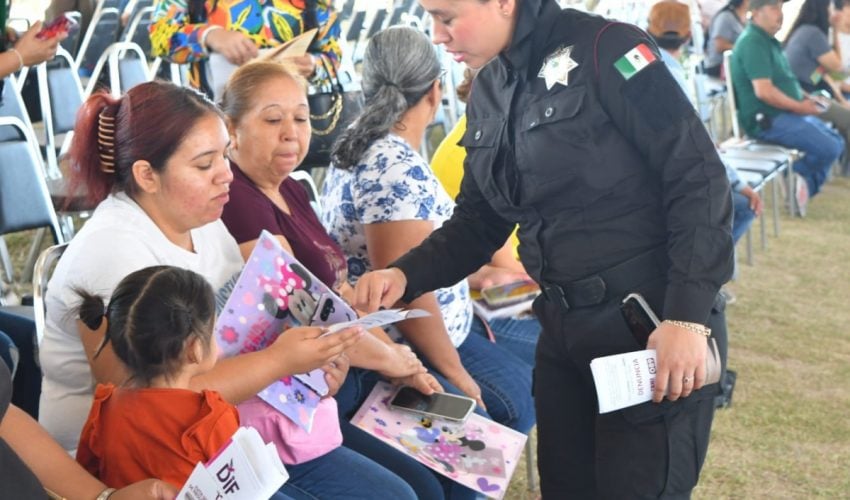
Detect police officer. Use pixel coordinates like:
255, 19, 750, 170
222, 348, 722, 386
353, 0, 733, 498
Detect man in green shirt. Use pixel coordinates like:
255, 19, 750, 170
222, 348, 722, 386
730, 0, 843, 209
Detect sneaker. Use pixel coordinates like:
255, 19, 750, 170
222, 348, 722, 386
720, 287, 737, 306
794, 173, 809, 217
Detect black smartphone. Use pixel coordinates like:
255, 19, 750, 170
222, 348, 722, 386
389, 386, 476, 422
620, 292, 661, 348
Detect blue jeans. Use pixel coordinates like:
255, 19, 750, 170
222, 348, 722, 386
336, 368, 475, 500
278, 445, 416, 500
731, 190, 756, 244
486, 316, 540, 367
757, 113, 843, 196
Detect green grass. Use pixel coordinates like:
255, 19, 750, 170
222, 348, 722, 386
4, 178, 850, 499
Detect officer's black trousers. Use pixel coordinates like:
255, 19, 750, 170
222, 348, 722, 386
532, 276, 728, 499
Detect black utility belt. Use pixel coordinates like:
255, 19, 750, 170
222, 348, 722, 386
539, 247, 668, 311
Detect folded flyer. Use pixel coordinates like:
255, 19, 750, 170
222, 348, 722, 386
177, 427, 288, 500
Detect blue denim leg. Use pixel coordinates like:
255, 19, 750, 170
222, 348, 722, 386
457, 321, 536, 433
757, 113, 844, 196
278, 446, 416, 500
480, 316, 540, 367
731, 190, 756, 244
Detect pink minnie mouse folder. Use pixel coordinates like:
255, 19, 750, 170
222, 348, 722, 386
216, 231, 357, 431
351, 382, 528, 499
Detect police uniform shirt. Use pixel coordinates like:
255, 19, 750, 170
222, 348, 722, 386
395, 0, 732, 326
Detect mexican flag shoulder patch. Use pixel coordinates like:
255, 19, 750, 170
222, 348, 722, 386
614, 43, 657, 80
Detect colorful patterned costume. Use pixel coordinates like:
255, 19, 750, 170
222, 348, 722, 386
150, 0, 341, 89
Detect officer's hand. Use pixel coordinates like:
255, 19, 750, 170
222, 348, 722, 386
647, 322, 707, 403
353, 268, 407, 313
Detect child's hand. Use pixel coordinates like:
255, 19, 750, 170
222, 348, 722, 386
272, 325, 364, 374
322, 353, 350, 397
390, 372, 443, 395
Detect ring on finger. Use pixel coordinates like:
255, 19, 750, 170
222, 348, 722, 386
682, 376, 692, 384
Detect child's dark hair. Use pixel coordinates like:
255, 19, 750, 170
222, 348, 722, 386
76, 266, 216, 386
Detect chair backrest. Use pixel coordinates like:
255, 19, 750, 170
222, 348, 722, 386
85, 41, 151, 97
0, 76, 36, 144
36, 46, 85, 177
32, 243, 69, 346
75, 7, 121, 75
722, 50, 742, 139
289, 170, 323, 217
366, 8, 389, 40
346, 10, 367, 43
122, 5, 154, 57
0, 116, 65, 245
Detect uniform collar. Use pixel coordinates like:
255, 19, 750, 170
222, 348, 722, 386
498, 0, 558, 82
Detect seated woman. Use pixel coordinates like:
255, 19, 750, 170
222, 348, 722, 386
38, 81, 361, 459
703, 0, 748, 77
322, 26, 536, 435
219, 60, 453, 500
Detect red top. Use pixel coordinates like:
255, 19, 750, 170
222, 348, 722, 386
76, 384, 240, 489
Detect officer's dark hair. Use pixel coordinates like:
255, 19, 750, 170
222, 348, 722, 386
786, 0, 833, 41
75, 265, 216, 386
331, 26, 441, 170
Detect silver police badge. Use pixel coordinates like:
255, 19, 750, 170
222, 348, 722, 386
538, 45, 578, 90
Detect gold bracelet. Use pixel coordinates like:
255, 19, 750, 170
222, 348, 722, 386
664, 320, 711, 337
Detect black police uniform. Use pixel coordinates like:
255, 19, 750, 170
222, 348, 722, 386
393, 0, 734, 498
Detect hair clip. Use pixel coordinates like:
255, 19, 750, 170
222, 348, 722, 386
97, 110, 117, 173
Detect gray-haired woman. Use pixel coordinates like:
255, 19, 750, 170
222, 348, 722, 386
321, 26, 536, 443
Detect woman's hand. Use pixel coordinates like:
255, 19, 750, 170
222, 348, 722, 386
323, 353, 350, 398
446, 368, 486, 411
112, 479, 178, 500
647, 322, 708, 403
13, 21, 66, 67
741, 186, 764, 216
270, 326, 364, 375
283, 54, 316, 77
378, 343, 426, 379
353, 268, 408, 312
204, 29, 258, 65
391, 372, 444, 395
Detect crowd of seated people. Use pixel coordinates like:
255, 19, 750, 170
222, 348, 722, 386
6, 0, 850, 497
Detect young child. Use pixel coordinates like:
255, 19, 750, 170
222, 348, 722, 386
74, 265, 239, 489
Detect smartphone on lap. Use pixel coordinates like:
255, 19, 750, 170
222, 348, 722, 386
389, 386, 477, 423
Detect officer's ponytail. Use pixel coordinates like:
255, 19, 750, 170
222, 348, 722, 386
331, 26, 441, 170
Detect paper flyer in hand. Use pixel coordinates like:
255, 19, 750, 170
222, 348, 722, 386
208, 28, 318, 100
177, 427, 288, 500
351, 382, 527, 499
215, 230, 358, 431
590, 339, 722, 414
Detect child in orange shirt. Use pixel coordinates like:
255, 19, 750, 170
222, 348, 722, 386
74, 265, 239, 490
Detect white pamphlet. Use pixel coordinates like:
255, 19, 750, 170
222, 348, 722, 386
325, 308, 430, 334
177, 427, 288, 500
590, 349, 660, 414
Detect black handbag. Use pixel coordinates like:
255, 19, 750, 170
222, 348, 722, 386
303, 62, 363, 168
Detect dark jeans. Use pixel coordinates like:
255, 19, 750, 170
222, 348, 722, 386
532, 277, 727, 499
